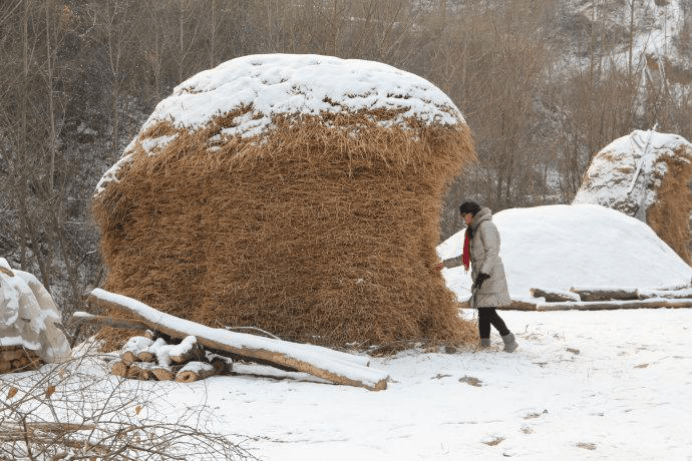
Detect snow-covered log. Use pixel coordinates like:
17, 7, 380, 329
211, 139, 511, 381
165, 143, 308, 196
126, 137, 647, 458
637, 288, 692, 299
537, 298, 691, 311
86, 289, 389, 391
530, 288, 581, 302
175, 361, 216, 382
569, 287, 640, 301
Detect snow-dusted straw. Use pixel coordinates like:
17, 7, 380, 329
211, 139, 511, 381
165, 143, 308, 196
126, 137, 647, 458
92, 54, 477, 350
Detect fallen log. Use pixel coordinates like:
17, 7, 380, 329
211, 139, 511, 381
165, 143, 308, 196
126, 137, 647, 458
530, 288, 581, 302
537, 298, 692, 311
72, 311, 370, 369
86, 288, 389, 391
175, 362, 216, 383
70, 312, 150, 332
459, 298, 538, 311
637, 288, 692, 300
569, 286, 639, 301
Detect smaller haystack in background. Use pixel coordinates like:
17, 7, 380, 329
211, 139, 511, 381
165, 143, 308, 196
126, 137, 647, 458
573, 129, 692, 264
0, 258, 71, 372
93, 54, 477, 349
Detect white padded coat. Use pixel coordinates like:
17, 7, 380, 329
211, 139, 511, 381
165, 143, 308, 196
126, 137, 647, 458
443, 207, 511, 308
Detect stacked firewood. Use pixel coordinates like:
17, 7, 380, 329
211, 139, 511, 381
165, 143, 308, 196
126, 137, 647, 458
110, 335, 233, 383
0, 346, 42, 373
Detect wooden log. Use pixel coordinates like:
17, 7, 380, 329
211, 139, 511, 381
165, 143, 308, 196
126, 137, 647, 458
137, 351, 156, 362
0, 349, 26, 362
209, 355, 233, 375
537, 298, 692, 311
87, 288, 389, 391
70, 312, 150, 332
151, 367, 174, 381
127, 363, 143, 379
11, 355, 30, 370
175, 362, 216, 383
121, 351, 138, 366
530, 288, 581, 302
497, 299, 538, 311
569, 287, 639, 301
170, 347, 206, 364
0, 360, 11, 373
637, 288, 693, 300
111, 361, 128, 377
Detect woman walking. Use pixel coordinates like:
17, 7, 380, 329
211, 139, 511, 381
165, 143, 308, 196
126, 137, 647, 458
438, 201, 518, 352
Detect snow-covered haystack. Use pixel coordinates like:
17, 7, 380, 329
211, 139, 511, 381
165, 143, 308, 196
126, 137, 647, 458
438, 204, 691, 301
573, 130, 691, 264
92, 54, 477, 348
0, 258, 71, 372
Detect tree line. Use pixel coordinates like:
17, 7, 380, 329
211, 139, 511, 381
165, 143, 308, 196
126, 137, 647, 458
0, 0, 690, 316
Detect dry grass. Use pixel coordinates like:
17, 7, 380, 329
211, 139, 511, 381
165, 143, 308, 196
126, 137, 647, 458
92, 110, 478, 351
647, 147, 692, 265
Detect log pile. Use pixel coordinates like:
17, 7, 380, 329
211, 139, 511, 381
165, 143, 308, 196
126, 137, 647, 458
109, 335, 234, 383
74, 288, 389, 391
0, 346, 43, 373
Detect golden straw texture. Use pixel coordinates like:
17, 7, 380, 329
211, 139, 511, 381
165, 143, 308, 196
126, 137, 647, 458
93, 112, 478, 350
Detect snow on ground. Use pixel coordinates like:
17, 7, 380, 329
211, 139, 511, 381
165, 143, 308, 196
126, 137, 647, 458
151, 308, 690, 460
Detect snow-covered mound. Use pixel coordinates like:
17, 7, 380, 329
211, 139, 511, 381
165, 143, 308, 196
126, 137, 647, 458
437, 204, 691, 301
573, 129, 691, 221
0, 258, 71, 362
96, 53, 466, 194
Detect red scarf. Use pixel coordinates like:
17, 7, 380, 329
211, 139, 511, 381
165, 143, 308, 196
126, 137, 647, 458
462, 228, 471, 271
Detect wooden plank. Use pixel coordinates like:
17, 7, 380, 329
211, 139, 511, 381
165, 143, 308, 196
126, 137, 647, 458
86, 289, 389, 391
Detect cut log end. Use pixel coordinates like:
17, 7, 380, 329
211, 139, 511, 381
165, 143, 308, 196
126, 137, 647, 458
152, 368, 174, 381
111, 361, 128, 377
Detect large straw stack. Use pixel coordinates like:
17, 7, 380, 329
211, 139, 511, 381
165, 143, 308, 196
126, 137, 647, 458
92, 54, 477, 349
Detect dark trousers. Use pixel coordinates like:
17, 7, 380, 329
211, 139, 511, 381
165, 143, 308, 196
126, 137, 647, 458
478, 307, 510, 339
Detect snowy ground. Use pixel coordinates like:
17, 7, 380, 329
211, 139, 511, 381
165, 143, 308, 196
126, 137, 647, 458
128, 308, 690, 461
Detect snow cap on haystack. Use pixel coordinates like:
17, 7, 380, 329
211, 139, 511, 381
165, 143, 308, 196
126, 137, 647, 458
0, 258, 71, 362
573, 129, 691, 264
93, 54, 477, 349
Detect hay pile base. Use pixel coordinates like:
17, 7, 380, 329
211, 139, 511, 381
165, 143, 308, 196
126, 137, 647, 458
0, 346, 43, 373
93, 114, 478, 351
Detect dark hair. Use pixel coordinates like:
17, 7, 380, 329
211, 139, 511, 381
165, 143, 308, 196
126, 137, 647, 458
459, 201, 481, 216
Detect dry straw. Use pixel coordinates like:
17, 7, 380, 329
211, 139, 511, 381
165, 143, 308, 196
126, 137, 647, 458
93, 110, 478, 351
647, 147, 692, 265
